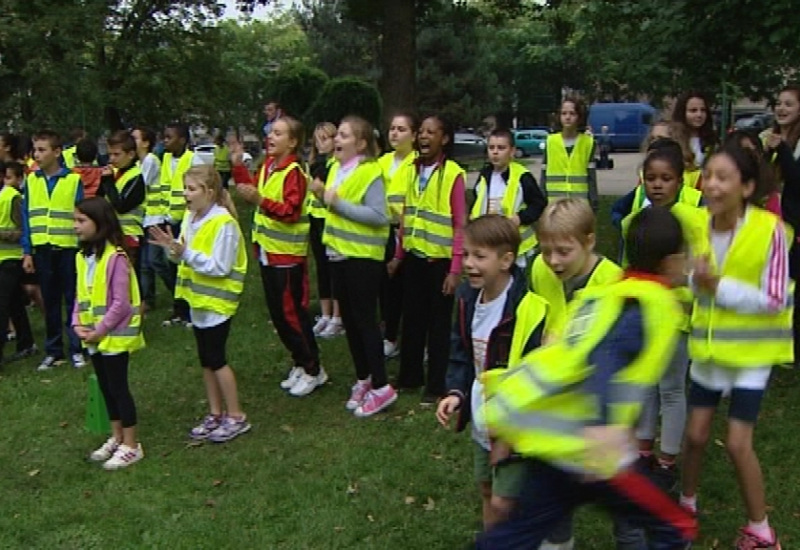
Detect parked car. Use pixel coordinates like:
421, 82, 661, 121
194, 144, 253, 170
588, 102, 656, 151
733, 112, 774, 133
513, 129, 548, 157
453, 132, 487, 161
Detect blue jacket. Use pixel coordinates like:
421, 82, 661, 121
445, 265, 545, 432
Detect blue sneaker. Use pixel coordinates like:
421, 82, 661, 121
207, 415, 251, 443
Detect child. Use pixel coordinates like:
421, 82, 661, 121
726, 130, 782, 217
232, 117, 324, 397
541, 96, 598, 212
471, 128, 546, 269
531, 198, 622, 343
681, 143, 790, 550
391, 114, 466, 404
310, 115, 396, 417
71, 138, 103, 198
378, 114, 418, 358
132, 127, 163, 313
21, 130, 86, 370
72, 197, 145, 469
476, 206, 696, 549
672, 91, 718, 189
97, 131, 146, 275
213, 133, 231, 189
148, 165, 251, 442
307, 122, 343, 339
436, 215, 547, 530
0, 161, 36, 366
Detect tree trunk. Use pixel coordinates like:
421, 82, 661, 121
378, 0, 416, 128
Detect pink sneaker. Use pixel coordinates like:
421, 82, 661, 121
354, 385, 397, 418
735, 527, 781, 550
346, 379, 371, 411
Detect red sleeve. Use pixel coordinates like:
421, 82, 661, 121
232, 164, 256, 185
449, 174, 466, 274
258, 166, 306, 223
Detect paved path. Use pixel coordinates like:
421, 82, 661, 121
467, 152, 641, 196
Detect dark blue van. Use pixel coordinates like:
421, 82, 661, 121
588, 103, 656, 151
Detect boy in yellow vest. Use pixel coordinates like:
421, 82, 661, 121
21, 130, 86, 370
471, 129, 546, 269
0, 161, 36, 366
476, 207, 697, 549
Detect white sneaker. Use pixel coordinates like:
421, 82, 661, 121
316, 367, 329, 386
538, 538, 575, 550
103, 443, 144, 470
289, 372, 320, 397
90, 437, 120, 462
312, 316, 330, 336
383, 339, 399, 358
280, 367, 303, 390
36, 355, 61, 372
72, 353, 87, 369
318, 318, 344, 339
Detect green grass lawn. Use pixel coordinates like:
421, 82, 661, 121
1, 197, 798, 549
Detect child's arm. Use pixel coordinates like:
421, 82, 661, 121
448, 174, 467, 276
257, 166, 306, 222
102, 173, 146, 215
587, 140, 599, 212
437, 289, 472, 428
181, 220, 240, 277
0, 195, 23, 242
610, 188, 636, 230
516, 172, 547, 226
20, 182, 33, 262
92, 253, 134, 338
328, 175, 388, 228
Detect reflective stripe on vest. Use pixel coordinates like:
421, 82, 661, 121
379, 151, 417, 224
545, 133, 593, 198
175, 210, 247, 316
163, 151, 195, 222
113, 165, 144, 237
26, 172, 81, 248
482, 278, 682, 478
0, 185, 23, 261
75, 243, 145, 354
509, 291, 549, 367
471, 161, 538, 256
251, 161, 309, 256
322, 160, 388, 261
689, 206, 794, 367
144, 153, 168, 216
402, 160, 464, 259
307, 157, 335, 219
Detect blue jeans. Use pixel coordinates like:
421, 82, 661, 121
33, 246, 81, 358
142, 223, 179, 311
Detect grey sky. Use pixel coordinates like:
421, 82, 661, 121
222, 0, 288, 19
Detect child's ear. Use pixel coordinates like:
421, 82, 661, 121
585, 232, 596, 251
501, 250, 515, 270
742, 179, 756, 200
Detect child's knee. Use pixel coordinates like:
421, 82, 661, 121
489, 494, 515, 519
724, 433, 753, 459
478, 481, 492, 500
684, 423, 711, 449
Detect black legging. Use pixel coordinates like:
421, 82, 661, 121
309, 215, 333, 301
92, 352, 137, 428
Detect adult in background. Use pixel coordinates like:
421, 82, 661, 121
262, 100, 282, 142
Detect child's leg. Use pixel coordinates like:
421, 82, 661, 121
488, 459, 529, 528
102, 352, 138, 448
58, 248, 81, 355
24, 284, 44, 312
332, 262, 371, 382
34, 248, 64, 358
10, 277, 34, 351
309, 216, 332, 318
341, 260, 386, 386
681, 380, 722, 506
193, 325, 224, 415
215, 366, 242, 417
424, 259, 454, 397
635, 387, 659, 455
397, 255, 429, 388
91, 353, 123, 441
0, 260, 18, 360
479, 481, 494, 530
657, 336, 689, 463
381, 226, 404, 344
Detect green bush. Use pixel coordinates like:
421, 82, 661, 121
305, 77, 382, 129
268, 64, 328, 120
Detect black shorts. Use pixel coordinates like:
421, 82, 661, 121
192, 319, 231, 370
688, 381, 766, 424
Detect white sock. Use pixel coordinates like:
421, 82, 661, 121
747, 517, 773, 542
679, 493, 697, 513
320, 315, 331, 321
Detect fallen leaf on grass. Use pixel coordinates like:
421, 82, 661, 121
334, 526, 345, 532
59, 421, 68, 428
423, 497, 435, 511
40, 379, 51, 384
713, 439, 724, 448
83, 491, 92, 498
212, 479, 224, 487
366, 514, 375, 522
280, 424, 294, 434
28, 469, 40, 477
404, 496, 416, 505
205, 499, 216, 508
185, 441, 204, 448
430, 453, 443, 460
346, 482, 359, 495
710, 539, 719, 549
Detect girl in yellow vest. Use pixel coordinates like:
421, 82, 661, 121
307, 122, 344, 338
541, 96, 598, 211
378, 113, 417, 359
72, 197, 145, 470
671, 91, 718, 190
681, 144, 790, 549
310, 116, 397, 417
148, 166, 251, 442
232, 117, 324, 397
390, 114, 467, 405
213, 133, 231, 189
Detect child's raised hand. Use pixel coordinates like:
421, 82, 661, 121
435, 395, 460, 428
310, 178, 325, 199
765, 130, 783, 151
692, 255, 719, 295
147, 224, 175, 250
236, 183, 260, 205
229, 140, 244, 165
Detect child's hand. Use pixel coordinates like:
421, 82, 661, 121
489, 439, 512, 466
229, 140, 244, 165
323, 187, 339, 207
74, 326, 91, 340
310, 179, 325, 199
387, 258, 401, 278
236, 183, 260, 205
692, 255, 719, 295
22, 255, 34, 274
442, 273, 460, 295
765, 130, 783, 150
509, 214, 521, 227
582, 425, 631, 479
435, 395, 460, 428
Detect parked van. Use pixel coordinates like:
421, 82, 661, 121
588, 103, 656, 151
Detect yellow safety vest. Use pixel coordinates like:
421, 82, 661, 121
322, 160, 389, 261
163, 151, 195, 223
482, 277, 682, 478
75, 243, 145, 354
403, 160, 464, 259
471, 162, 538, 257
307, 157, 335, 220
144, 153, 168, 219
112, 164, 144, 237
508, 291, 549, 367
214, 144, 231, 172
530, 253, 622, 340
0, 185, 23, 261
62, 146, 77, 169
684, 169, 702, 190
175, 210, 247, 317
689, 206, 794, 367
27, 171, 81, 248
545, 133, 593, 199
378, 151, 417, 224
252, 161, 309, 256
631, 183, 702, 212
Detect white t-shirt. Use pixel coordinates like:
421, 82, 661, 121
690, 136, 704, 166
471, 277, 514, 450
487, 172, 507, 215
141, 153, 163, 227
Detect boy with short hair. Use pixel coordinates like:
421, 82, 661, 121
477, 206, 697, 549
72, 138, 103, 198
436, 214, 548, 530
0, 161, 36, 366
471, 129, 546, 268
21, 130, 85, 370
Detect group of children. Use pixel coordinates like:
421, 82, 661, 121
0, 84, 797, 548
